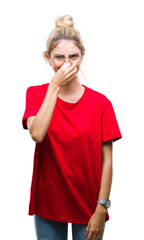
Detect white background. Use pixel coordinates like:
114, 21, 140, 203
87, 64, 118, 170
0, 0, 144, 239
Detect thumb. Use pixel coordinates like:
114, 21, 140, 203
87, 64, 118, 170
85, 223, 90, 236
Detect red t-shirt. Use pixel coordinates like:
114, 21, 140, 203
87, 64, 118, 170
22, 82, 122, 224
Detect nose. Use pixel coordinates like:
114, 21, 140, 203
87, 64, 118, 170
65, 58, 69, 62
64, 57, 71, 63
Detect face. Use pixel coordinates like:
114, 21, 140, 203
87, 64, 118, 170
46, 39, 85, 73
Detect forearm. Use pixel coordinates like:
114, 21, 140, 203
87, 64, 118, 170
30, 81, 60, 142
95, 141, 113, 214
95, 160, 112, 214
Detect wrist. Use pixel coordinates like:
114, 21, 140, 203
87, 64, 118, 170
95, 203, 107, 215
49, 80, 61, 95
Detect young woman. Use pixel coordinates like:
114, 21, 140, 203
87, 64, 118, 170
22, 14, 122, 240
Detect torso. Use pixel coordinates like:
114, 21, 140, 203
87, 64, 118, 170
57, 85, 85, 103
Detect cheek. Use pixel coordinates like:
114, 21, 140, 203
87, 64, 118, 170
53, 64, 63, 72
76, 63, 81, 72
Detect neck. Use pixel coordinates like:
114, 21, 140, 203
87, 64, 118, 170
58, 78, 81, 96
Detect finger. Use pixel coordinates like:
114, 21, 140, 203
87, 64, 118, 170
63, 61, 76, 69
91, 232, 98, 240
64, 62, 71, 67
64, 61, 76, 67
66, 66, 77, 78
85, 231, 94, 240
85, 224, 90, 236
98, 229, 103, 239
67, 73, 77, 82
61, 62, 71, 70
64, 62, 77, 74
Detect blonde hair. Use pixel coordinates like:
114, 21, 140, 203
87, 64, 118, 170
43, 15, 85, 61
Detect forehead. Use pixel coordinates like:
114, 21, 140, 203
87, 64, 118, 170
52, 39, 80, 54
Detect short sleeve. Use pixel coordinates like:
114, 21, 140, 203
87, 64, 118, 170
101, 100, 122, 143
22, 87, 39, 130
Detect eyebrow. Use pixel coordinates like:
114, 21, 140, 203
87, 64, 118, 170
54, 53, 80, 56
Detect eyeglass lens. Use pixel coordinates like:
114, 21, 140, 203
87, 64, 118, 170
52, 53, 80, 62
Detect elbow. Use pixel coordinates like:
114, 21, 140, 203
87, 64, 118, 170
30, 132, 43, 143
28, 122, 44, 143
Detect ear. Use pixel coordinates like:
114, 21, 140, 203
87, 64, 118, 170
45, 53, 53, 66
80, 51, 85, 62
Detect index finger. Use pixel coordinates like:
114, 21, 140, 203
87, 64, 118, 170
61, 62, 76, 70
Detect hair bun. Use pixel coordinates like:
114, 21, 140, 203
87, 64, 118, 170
55, 15, 74, 28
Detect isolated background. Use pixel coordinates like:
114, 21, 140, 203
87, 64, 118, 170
0, 0, 144, 239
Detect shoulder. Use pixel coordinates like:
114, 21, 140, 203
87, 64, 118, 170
25, 83, 50, 103
27, 82, 49, 93
85, 85, 113, 114
86, 85, 111, 106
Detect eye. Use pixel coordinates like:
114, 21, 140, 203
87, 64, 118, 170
70, 54, 78, 59
55, 55, 64, 59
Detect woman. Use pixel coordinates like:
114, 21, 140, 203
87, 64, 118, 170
22, 15, 122, 240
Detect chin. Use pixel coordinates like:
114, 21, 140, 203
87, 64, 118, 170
53, 67, 59, 72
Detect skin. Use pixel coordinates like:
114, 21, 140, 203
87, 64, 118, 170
45, 39, 85, 99
27, 39, 85, 140
85, 140, 113, 240
46, 42, 113, 240
27, 40, 113, 239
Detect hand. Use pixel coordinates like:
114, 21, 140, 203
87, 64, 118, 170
85, 209, 106, 240
51, 62, 77, 88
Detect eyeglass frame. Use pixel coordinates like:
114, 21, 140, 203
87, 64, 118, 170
50, 52, 82, 64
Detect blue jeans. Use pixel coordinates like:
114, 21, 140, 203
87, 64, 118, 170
34, 214, 106, 240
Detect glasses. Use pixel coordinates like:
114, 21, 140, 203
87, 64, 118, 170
51, 53, 81, 64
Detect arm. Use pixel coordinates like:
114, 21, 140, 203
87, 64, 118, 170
27, 62, 77, 143
29, 81, 60, 143
95, 140, 113, 215
85, 140, 113, 239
